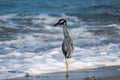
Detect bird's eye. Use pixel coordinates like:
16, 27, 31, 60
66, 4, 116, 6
60, 20, 64, 23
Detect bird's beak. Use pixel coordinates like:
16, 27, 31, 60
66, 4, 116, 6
53, 22, 59, 26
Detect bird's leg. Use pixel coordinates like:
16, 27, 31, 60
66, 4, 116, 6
65, 75, 69, 80
65, 59, 69, 77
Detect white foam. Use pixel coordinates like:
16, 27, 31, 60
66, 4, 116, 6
32, 14, 80, 26
0, 14, 17, 20
103, 24, 120, 29
33, 14, 58, 25
0, 44, 120, 79
0, 13, 120, 79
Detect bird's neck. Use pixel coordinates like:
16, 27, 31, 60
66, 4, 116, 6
63, 22, 70, 38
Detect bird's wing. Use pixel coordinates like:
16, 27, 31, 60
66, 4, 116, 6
62, 37, 74, 58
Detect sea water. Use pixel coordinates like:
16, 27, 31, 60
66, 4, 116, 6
0, 0, 120, 79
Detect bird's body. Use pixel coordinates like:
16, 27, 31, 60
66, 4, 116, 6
62, 37, 74, 58
54, 19, 74, 77
62, 25, 74, 58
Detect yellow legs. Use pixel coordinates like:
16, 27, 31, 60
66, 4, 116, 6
65, 59, 69, 77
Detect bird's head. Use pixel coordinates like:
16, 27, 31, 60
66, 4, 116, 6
54, 19, 66, 26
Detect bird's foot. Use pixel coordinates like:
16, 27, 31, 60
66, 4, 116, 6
65, 74, 69, 77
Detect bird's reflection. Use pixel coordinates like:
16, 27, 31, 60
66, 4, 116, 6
65, 76, 69, 80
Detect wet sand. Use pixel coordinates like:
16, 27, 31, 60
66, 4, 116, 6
6, 66, 120, 80
104, 77, 120, 80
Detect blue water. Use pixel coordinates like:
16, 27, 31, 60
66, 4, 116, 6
0, 0, 120, 21
0, 0, 120, 79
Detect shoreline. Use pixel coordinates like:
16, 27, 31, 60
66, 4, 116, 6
4, 66, 120, 80
104, 77, 120, 80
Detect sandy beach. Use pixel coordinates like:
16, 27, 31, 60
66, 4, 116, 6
4, 66, 119, 80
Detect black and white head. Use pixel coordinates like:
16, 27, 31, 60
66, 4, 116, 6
54, 19, 66, 26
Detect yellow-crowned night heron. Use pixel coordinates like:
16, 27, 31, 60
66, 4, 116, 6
54, 19, 74, 77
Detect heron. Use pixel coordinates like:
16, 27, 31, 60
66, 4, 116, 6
54, 19, 74, 77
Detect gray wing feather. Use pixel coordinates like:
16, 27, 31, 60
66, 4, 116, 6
62, 37, 74, 58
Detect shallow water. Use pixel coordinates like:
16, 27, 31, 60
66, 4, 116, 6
7, 66, 120, 80
0, 0, 120, 79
